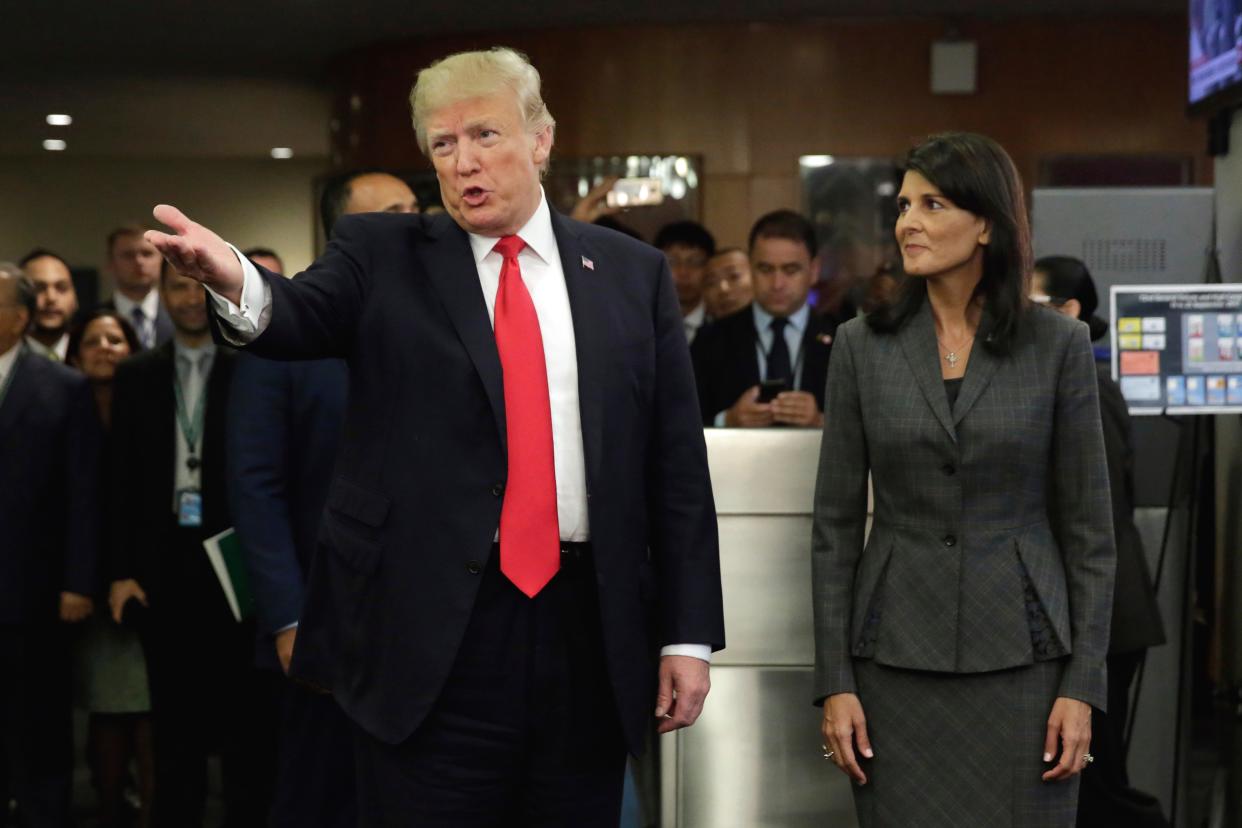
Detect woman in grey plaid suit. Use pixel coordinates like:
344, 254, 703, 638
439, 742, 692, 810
812, 133, 1116, 827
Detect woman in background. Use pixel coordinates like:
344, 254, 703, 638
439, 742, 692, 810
813, 132, 1116, 826
1033, 255, 1169, 827
68, 310, 154, 828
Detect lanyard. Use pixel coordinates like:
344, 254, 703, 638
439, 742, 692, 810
173, 363, 208, 459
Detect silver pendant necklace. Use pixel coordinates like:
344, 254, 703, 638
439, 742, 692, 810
937, 332, 975, 369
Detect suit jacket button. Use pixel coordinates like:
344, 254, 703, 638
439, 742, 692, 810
491, 484, 504, 497
942, 534, 957, 548
941, 463, 956, 476
466, 560, 482, 575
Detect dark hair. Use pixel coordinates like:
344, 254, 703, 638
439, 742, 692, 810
594, 215, 644, 242
319, 169, 405, 239
654, 221, 716, 257
242, 247, 283, 268
867, 132, 1032, 353
106, 224, 151, 256
66, 309, 142, 367
748, 210, 818, 259
1035, 255, 1108, 340
18, 248, 70, 270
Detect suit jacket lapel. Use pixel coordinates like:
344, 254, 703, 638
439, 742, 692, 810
799, 314, 837, 398
952, 307, 1002, 426
0, 349, 33, 434
551, 210, 603, 495
417, 216, 508, 453
898, 300, 957, 442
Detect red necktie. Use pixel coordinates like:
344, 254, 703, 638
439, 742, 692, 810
492, 235, 560, 597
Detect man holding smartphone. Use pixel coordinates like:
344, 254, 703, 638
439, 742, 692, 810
691, 210, 838, 427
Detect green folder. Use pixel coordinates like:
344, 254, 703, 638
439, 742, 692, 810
202, 528, 254, 623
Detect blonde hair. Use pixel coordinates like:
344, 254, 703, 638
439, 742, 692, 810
410, 47, 555, 168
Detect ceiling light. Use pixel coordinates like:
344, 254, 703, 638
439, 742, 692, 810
270, 147, 293, 159
46, 114, 72, 126
800, 154, 835, 168
43, 139, 67, 151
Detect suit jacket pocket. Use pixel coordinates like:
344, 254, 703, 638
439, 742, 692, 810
1014, 535, 1072, 654
326, 476, 392, 528
849, 539, 894, 656
319, 516, 383, 576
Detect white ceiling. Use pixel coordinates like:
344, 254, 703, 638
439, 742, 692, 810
2, 0, 1183, 159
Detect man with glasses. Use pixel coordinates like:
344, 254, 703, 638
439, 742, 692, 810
654, 220, 716, 344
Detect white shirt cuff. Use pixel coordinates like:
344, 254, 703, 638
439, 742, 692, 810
712, 410, 728, 428
204, 245, 273, 344
275, 621, 299, 634
660, 643, 712, 663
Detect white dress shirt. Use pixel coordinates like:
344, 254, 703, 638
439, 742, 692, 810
683, 302, 707, 344
25, 333, 70, 362
112, 289, 161, 348
0, 341, 21, 402
206, 191, 709, 662
171, 340, 216, 513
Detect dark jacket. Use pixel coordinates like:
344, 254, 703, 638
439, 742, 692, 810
109, 342, 235, 600
211, 209, 725, 753
227, 354, 348, 671
1096, 365, 1165, 654
690, 302, 838, 425
0, 347, 101, 625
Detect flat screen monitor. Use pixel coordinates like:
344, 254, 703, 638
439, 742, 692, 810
1190, 0, 1242, 112
1111, 284, 1242, 415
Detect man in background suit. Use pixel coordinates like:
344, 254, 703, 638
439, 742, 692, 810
146, 47, 723, 826
108, 262, 274, 828
691, 209, 838, 427
20, 250, 79, 362
654, 220, 716, 344
226, 172, 415, 827
318, 169, 419, 239
0, 263, 99, 827
100, 225, 174, 350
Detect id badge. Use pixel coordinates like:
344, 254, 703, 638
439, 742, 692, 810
177, 489, 203, 528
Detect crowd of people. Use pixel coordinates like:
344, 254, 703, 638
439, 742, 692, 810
0, 48, 1167, 828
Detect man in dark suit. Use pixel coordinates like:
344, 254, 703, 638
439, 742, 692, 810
100, 225, 174, 350
224, 175, 416, 828
0, 263, 100, 826
108, 263, 274, 828
146, 46, 724, 826
691, 209, 839, 427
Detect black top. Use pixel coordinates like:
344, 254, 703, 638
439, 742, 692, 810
944, 377, 964, 409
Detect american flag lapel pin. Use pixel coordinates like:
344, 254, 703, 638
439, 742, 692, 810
581, 255, 595, 271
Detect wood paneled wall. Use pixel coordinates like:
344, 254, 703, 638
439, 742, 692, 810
330, 16, 1207, 246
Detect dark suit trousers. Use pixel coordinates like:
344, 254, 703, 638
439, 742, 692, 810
352, 548, 628, 827
0, 625, 72, 828
270, 680, 356, 828
142, 527, 278, 828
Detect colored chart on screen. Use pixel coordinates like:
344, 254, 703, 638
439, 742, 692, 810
1111, 284, 1242, 415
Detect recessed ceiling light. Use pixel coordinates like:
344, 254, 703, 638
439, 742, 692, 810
46, 114, 72, 126
270, 147, 293, 159
43, 139, 67, 151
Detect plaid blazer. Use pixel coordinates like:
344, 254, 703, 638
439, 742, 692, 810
812, 300, 1116, 710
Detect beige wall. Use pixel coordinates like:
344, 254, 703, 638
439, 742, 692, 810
0, 156, 327, 290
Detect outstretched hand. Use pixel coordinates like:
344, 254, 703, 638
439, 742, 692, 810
145, 204, 244, 305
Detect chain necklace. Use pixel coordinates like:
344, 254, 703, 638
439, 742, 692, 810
936, 332, 975, 369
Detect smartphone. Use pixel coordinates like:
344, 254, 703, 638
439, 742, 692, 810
757, 378, 789, 403
605, 177, 664, 208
